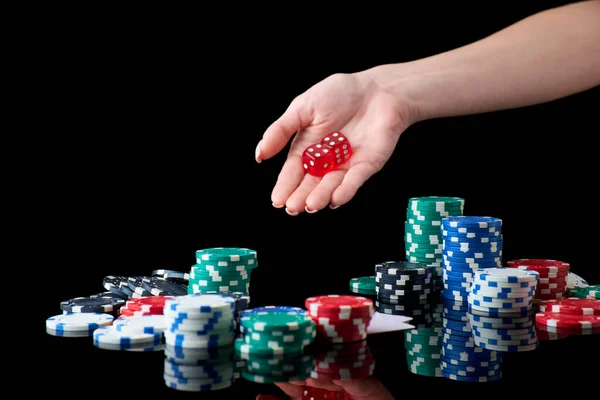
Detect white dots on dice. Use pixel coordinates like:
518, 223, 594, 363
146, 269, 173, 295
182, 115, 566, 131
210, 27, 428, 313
324, 137, 329, 141
336, 158, 342, 163
324, 163, 329, 168
316, 144, 322, 148
343, 149, 348, 155
310, 160, 314, 166
308, 148, 314, 152
335, 148, 340, 153
343, 144, 347, 149
315, 153, 320, 157
303, 163, 308, 169
323, 149, 329, 153
344, 154, 349, 159
332, 133, 339, 137
329, 141, 335, 145
338, 137, 344, 141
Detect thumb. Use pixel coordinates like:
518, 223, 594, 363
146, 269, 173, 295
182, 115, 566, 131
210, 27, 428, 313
256, 95, 313, 163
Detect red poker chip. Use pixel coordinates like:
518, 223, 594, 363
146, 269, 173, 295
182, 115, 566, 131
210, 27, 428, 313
534, 327, 570, 341
535, 322, 600, 335
306, 295, 374, 319
535, 312, 600, 329
507, 259, 569, 273
539, 298, 600, 315
536, 282, 568, 289
120, 308, 157, 317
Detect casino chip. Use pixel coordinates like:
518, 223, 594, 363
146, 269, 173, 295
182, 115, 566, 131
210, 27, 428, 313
93, 325, 163, 350
441, 216, 503, 304
405, 196, 464, 291
568, 285, 600, 300
539, 298, 600, 315
60, 296, 125, 314
102, 275, 130, 299
535, 312, 600, 330
507, 259, 569, 302
142, 276, 187, 296
305, 295, 374, 343
46, 313, 114, 337
467, 268, 538, 353
375, 261, 436, 329
349, 276, 376, 297
188, 248, 257, 295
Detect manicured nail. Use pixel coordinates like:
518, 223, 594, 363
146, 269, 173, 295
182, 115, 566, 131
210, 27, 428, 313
285, 208, 299, 216
272, 202, 284, 208
305, 206, 318, 214
329, 204, 340, 210
255, 141, 262, 163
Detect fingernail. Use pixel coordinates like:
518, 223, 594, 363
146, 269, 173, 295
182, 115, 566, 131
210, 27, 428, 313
255, 141, 262, 163
285, 208, 299, 216
272, 202, 284, 208
305, 206, 318, 214
329, 204, 340, 210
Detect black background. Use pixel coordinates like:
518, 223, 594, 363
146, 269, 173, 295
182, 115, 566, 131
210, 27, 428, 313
41, 2, 599, 398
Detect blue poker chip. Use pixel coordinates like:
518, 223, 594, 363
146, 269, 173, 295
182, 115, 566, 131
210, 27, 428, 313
443, 241, 503, 250
442, 329, 473, 339
442, 216, 502, 229
241, 306, 306, 318
472, 282, 535, 291
441, 356, 501, 368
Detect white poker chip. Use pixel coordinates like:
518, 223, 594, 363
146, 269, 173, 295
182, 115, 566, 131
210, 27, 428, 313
93, 325, 161, 345
474, 268, 539, 283
46, 313, 114, 332
114, 315, 166, 334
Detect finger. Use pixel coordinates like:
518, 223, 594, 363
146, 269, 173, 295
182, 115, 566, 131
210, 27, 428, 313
271, 156, 306, 208
305, 378, 344, 392
285, 174, 321, 215
330, 163, 377, 209
305, 170, 345, 212
273, 383, 306, 399
257, 96, 313, 163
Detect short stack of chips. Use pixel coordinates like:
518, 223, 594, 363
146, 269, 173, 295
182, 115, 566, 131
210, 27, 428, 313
46, 313, 115, 338
468, 268, 539, 352
163, 294, 237, 391
189, 248, 257, 295
311, 340, 375, 380
102, 272, 189, 300
236, 306, 316, 383
349, 276, 376, 300
119, 296, 172, 317
506, 259, 569, 302
405, 196, 465, 290
535, 298, 600, 340
59, 293, 126, 320
568, 285, 600, 300
93, 313, 165, 351
375, 261, 434, 328
305, 295, 374, 343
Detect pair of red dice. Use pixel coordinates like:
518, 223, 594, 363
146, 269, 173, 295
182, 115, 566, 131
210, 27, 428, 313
302, 132, 353, 177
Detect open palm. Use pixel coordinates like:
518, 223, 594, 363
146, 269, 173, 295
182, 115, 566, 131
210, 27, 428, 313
256, 73, 412, 215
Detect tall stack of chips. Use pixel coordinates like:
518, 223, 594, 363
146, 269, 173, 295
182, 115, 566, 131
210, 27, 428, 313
405, 196, 465, 290
163, 294, 236, 391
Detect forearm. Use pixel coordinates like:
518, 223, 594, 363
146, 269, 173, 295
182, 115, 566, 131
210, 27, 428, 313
364, 1, 600, 123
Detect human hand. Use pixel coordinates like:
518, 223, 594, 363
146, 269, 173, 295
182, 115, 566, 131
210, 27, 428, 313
255, 72, 414, 215
255, 377, 395, 400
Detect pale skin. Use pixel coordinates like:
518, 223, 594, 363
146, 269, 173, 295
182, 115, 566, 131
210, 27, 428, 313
255, 1, 600, 216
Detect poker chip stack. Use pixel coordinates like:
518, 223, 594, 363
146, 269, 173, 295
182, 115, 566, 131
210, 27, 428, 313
506, 259, 569, 302
311, 340, 375, 380
441, 216, 503, 303
467, 268, 539, 352
119, 296, 173, 317
235, 307, 316, 383
405, 196, 465, 290
305, 295, 374, 343
375, 261, 434, 328
189, 248, 257, 295
93, 314, 165, 351
102, 272, 189, 300
568, 285, 600, 300
349, 276, 377, 300
404, 325, 443, 377
59, 294, 126, 320
162, 294, 237, 391
46, 313, 115, 338
535, 298, 600, 340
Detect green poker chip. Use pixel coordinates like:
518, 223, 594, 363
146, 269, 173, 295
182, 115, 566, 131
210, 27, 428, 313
240, 312, 314, 333
195, 247, 257, 263
349, 276, 376, 293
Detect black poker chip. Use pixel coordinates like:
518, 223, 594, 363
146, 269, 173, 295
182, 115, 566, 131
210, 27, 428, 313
102, 276, 130, 299
60, 296, 125, 313
142, 277, 187, 296
127, 276, 154, 296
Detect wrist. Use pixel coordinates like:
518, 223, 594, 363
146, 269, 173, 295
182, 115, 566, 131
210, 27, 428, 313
358, 63, 427, 126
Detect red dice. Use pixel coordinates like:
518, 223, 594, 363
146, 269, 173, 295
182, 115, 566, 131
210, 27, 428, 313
302, 132, 352, 177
